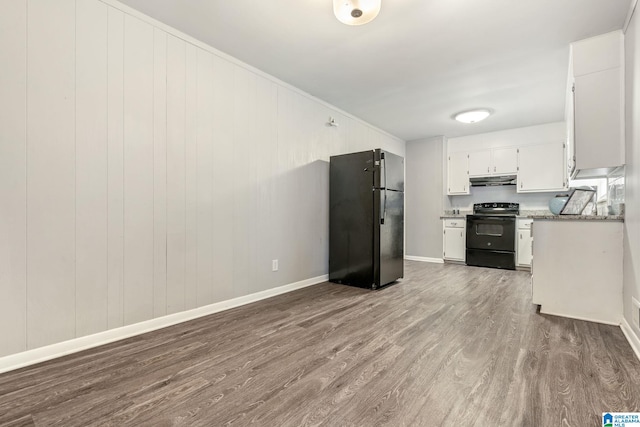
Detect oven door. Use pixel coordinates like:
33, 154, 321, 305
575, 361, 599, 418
466, 215, 516, 252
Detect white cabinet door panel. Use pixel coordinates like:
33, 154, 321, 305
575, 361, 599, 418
448, 152, 469, 194
468, 150, 491, 177
517, 229, 532, 267
517, 143, 565, 193
574, 68, 623, 170
444, 226, 465, 261
492, 147, 518, 175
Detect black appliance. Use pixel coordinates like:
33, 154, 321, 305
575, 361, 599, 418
469, 175, 517, 187
329, 149, 404, 289
466, 202, 519, 270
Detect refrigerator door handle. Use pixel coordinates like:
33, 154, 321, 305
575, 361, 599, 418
382, 154, 386, 188
381, 188, 387, 224
381, 155, 387, 224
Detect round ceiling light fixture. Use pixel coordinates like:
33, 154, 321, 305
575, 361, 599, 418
453, 109, 492, 124
333, 0, 381, 26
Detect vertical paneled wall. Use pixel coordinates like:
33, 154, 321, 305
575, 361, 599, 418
76, 0, 109, 337
0, 0, 27, 355
26, 0, 77, 349
0, 0, 404, 357
106, 6, 125, 330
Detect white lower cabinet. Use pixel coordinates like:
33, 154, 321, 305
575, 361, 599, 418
443, 218, 465, 261
516, 218, 533, 267
531, 219, 623, 324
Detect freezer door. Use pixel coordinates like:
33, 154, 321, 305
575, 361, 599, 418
329, 150, 375, 287
376, 150, 404, 192
378, 189, 404, 286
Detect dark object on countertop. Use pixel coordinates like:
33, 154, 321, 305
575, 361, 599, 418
560, 187, 596, 215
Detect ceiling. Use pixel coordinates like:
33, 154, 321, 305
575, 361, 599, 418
118, 0, 631, 141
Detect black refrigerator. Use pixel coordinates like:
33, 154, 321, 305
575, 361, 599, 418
329, 149, 404, 290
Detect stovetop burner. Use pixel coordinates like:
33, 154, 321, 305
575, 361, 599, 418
472, 202, 519, 216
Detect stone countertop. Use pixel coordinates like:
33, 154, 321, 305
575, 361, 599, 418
441, 210, 624, 221
519, 210, 552, 217
530, 214, 624, 221
441, 209, 549, 219
440, 211, 471, 219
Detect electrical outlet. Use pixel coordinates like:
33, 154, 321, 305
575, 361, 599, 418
272, 259, 278, 272
633, 297, 640, 329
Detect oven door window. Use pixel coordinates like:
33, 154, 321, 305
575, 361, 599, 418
475, 223, 503, 237
466, 216, 516, 252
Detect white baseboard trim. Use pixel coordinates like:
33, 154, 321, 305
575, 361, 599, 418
538, 309, 621, 327
405, 255, 444, 264
621, 318, 640, 362
0, 274, 327, 375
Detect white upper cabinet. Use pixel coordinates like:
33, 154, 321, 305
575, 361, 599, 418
568, 31, 624, 178
447, 151, 469, 195
517, 142, 566, 193
468, 147, 517, 177
491, 147, 518, 175
468, 150, 491, 176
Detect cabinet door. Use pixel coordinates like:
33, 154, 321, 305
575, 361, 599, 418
517, 143, 565, 193
444, 227, 465, 261
574, 68, 623, 170
517, 229, 532, 266
492, 147, 518, 175
468, 150, 491, 177
447, 152, 469, 194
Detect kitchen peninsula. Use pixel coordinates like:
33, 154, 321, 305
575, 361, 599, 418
530, 215, 624, 325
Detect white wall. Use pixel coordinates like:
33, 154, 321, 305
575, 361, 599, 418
623, 3, 640, 347
405, 137, 446, 259
0, 0, 404, 358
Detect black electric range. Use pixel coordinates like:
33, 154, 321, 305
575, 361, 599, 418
466, 202, 519, 270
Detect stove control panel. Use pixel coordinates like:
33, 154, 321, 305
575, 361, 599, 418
473, 202, 520, 215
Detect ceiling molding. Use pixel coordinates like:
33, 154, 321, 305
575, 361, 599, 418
624, 0, 638, 32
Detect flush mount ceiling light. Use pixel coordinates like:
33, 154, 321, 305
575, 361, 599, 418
333, 0, 381, 26
453, 109, 492, 124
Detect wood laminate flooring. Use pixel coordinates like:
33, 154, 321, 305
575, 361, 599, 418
1, 261, 639, 426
